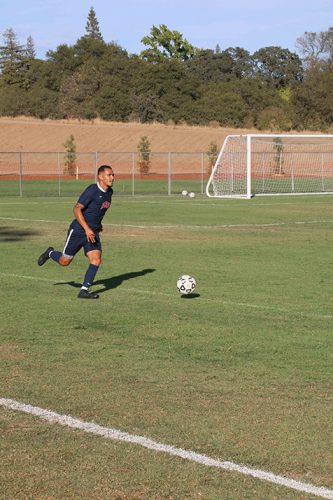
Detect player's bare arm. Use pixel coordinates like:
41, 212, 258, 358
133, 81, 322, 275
73, 202, 96, 243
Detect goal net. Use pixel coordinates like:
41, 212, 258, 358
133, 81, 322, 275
206, 134, 333, 198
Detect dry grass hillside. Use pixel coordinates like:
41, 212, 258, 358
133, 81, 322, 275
0, 116, 257, 153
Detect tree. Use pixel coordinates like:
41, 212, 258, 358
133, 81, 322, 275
296, 27, 333, 72
24, 83, 59, 119
292, 69, 333, 129
187, 49, 234, 82
74, 7, 107, 63
85, 7, 103, 41
0, 84, 27, 115
137, 136, 151, 174
196, 83, 249, 126
45, 44, 79, 91
253, 46, 303, 88
207, 141, 219, 173
130, 57, 201, 124
224, 47, 254, 78
187, 47, 254, 83
273, 137, 285, 174
25, 36, 36, 60
95, 84, 132, 121
140, 24, 195, 62
131, 92, 163, 123
0, 28, 27, 85
63, 135, 77, 176
256, 106, 293, 131
58, 62, 100, 119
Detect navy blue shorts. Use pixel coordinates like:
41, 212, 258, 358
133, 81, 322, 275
62, 227, 102, 259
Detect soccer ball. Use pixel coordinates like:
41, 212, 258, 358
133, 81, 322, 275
189, 192, 195, 198
176, 275, 197, 294
181, 190, 188, 196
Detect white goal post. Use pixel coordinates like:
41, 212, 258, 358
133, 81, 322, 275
206, 134, 333, 198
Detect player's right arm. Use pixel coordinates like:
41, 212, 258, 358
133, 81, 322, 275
73, 202, 96, 243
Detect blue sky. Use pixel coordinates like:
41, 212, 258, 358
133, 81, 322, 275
0, 0, 332, 59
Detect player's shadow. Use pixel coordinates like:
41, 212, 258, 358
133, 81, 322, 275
54, 268, 156, 294
0, 226, 41, 242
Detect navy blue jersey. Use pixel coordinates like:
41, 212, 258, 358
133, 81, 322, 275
70, 183, 113, 232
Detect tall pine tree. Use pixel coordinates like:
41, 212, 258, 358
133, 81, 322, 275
25, 36, 36, 60
85, 7, 103, 41
0, 28, 27, 84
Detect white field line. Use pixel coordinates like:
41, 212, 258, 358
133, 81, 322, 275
0, 201, 73, 205
1, 398, 332, 499
0, 272, 68, 284
0, 216, 67, 224
1, 215, 333, 230
1, 271, 333, 320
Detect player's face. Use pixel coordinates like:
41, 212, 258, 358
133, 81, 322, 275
99, 168, 115, 189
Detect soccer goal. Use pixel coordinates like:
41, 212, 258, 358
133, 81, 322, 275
206, 134, 333, 198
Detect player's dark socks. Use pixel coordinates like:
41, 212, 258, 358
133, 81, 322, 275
37, 246, 54, 266
77, 289, 99, 299
50, 250, 62, 263
82, 264, 99, 289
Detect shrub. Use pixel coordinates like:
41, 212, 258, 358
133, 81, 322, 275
63, 134, 77, 176
137, 135, 151, 174
207, 140, 219, 173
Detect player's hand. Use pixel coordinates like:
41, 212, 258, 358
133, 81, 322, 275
86, 229, 96, 243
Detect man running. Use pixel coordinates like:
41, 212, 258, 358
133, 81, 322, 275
37, 164, 115, 299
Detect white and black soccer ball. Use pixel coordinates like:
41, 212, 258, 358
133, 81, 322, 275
189, 192, 195, 198
176, 274, 197, 295
181, 190, 188, 196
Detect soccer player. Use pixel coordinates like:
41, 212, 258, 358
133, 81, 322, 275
37, 164, 115, 299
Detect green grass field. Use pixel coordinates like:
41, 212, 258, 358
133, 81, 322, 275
0, 178, 206, 197
1, 191, 333, 499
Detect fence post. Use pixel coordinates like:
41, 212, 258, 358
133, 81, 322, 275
291, 162, 295, 192
201, 152, 204, 194
168, 152, 171, 195
57, 152, 61, 196
19, 152, 23, 197
132, 152, 135, 196
94, 152, 98, 182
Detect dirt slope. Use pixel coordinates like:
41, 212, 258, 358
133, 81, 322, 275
0, 117, 256, 153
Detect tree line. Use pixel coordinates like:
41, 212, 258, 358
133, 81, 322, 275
0, 7, 332, 131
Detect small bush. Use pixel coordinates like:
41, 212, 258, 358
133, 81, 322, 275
207, 140, 219, 173
137, 136, 151, 174
63, 134, 77, 176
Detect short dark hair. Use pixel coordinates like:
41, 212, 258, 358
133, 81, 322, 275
97, 164, 113, 175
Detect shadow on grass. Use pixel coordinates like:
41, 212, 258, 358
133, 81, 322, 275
0, 226, 41, 242
54, 268, 156, 294
180, 292, 200, 299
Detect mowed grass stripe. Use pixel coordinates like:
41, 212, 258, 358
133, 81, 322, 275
1, 398, 332, 500
2, 215, 333, 230
1, 271, 333, 320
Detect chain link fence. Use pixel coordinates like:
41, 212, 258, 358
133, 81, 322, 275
0, 151, 214, 197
